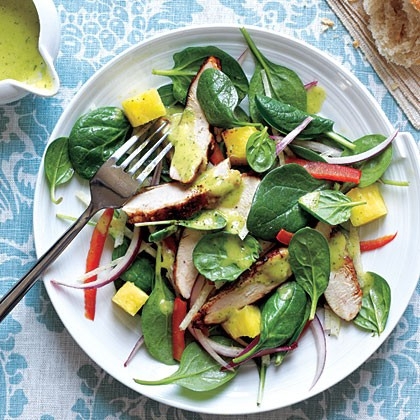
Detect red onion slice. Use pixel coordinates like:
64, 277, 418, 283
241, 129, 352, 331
51, 226, 142, 290
276, 116, 314, 155
323, 129, 398, 165
309, 313, 326, 390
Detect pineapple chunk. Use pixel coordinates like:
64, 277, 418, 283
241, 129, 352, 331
346, 183, 387, 227
222, 126, 258, 166
122, 88, 166, 127
222, 304, 261, 339
112, 281, 149, 316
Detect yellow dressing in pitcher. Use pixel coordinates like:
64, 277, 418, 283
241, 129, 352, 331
0, 0, 53, 89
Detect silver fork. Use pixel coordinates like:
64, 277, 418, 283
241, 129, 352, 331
0, 117, 172, 322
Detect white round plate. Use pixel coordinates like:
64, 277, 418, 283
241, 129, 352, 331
33, 25, 420, 415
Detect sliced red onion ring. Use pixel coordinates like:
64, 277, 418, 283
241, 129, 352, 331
322, 129, 398, 165
309, 313, 326, 390
304, 80, 318, 90
189, 326, 233, 370
51, 226, 142, 290
276, 116, 314, 155
124, 335, 145, 367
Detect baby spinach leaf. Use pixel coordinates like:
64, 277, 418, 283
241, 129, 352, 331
68, 107, 131, 179
197, 68, 250, 128
157, 83, 178, 107
142, 246, 176, 365
152, 46, 249, 104
138, 210, 227, 231
233, 281, 308, 364
289, 227, 330, 319
134, 341, 237, 391
246, 127, 276, 173
112, 238, 155, 293
342, 134, 393, 188
193, 231, 261, 281
240, 28, 307, 118
247, 164, 327, 241
353, 271, 391, 335
255, 95, 333, 139
298, 190, 366, 226
44, 136, 74, 204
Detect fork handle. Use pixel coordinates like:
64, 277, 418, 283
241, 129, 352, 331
0, 204, 97, 323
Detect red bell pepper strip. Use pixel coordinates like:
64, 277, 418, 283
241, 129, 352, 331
285, 157, 362, 184
209, 141, 225, 166
276, 228, 294, 245
84, 208, 114, 320
172, 296, 187, 362
360, 232, 397, 252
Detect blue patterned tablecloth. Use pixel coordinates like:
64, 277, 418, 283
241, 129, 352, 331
1, 1, 419, 419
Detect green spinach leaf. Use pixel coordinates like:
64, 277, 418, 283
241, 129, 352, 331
342, 134, 393, 188
68, 107, 131, 179
197, 68, 251, 128
246, 127, 276, 173
134, 341, 237, 391
157, 83, 178, 107
112, 238, 155, 293
289, 227, 330, 319
44, 136, 74, 204
255, 94, 333, 139
141, 245, 176, 365
193, 231, 261, 281
233, 281, 308, 364
298, 190, 366, 225
247, 164, 327, 240
353, 271, 391, 335
240, 28, 307, 119
152, 46, 249, 104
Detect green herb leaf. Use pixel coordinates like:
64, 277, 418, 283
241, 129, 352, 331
289, 227, 330, 319
193, 232, 261, 281
44, 136, 74, 204
298, 190, 365, 225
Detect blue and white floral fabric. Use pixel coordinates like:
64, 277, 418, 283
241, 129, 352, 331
0, 1, 419, 419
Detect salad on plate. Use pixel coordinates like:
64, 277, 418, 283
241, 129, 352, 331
43, 27, 401, 405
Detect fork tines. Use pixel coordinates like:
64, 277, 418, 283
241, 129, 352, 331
113, 117, 172, 182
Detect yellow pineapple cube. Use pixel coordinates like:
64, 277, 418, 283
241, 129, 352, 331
112, 281, 149, 316
222, 304, 261, 339
122, 88, 166, 127
222, 126, 258, 166
346, 183, 387, 227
